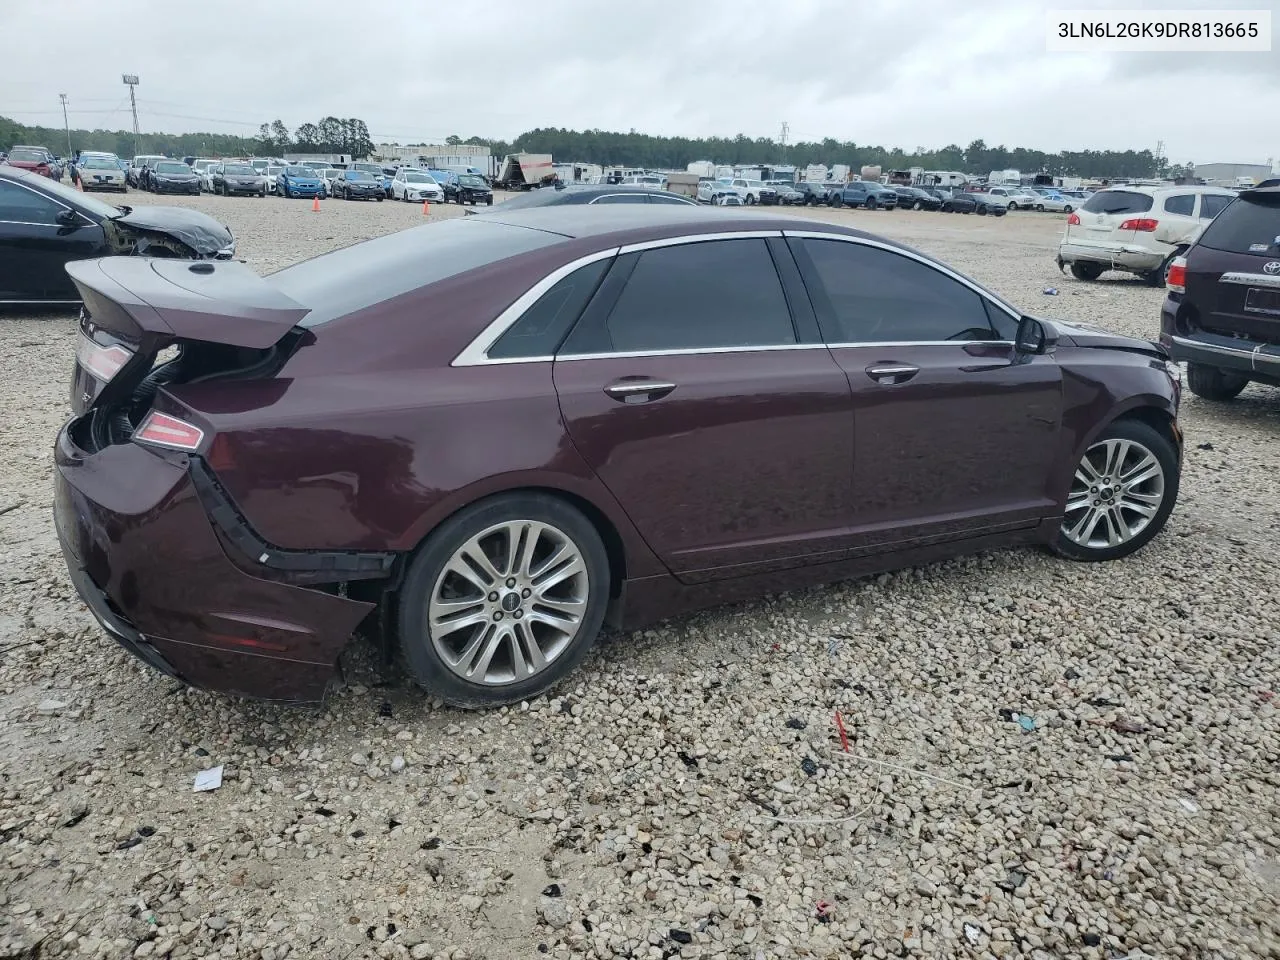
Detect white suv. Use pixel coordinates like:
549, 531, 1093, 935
1056, 185, 1236, 284
985, 184, 1039, 210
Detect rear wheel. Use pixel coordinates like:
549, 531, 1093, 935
1052, 419, 1179, 562
865, 197, 878, 210
1070, 261, 1104, 281
830, 194, 843, 208
1187, 363, 1249, 401
397, 493, 610, 708
976, 205, 987, 216
1034, 204, 1044, 211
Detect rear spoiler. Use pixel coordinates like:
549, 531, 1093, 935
66, 257, 311, 349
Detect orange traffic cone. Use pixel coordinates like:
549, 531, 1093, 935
422, 199, 430, 216
312, 195, 320, 212
76, 177, 84, 192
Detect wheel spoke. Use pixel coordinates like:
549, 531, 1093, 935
530, 595, 586, 622
466, 625, 507, 680
1076, 455, 1103, 483
1117, 496, 1157, 518
1107, 506, 1134, 543
529, 539, 569, 580
1102, 440, 1130, 480
515, 522, 546, 579
1065, 491, 1093, 512
1122, 460, 1161, 488
513, 621, 546, 678
534, 556, 585, 593
1122, 488, 1162, 507
428, 598, 489, 635
450, 623, 493, 672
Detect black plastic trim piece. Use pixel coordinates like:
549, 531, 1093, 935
189, 457, 396, 580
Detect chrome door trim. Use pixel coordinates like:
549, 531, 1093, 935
1220, 272, 1280, 290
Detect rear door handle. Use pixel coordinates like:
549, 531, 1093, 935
603, 378, 677, 402
865, 363, 919, 385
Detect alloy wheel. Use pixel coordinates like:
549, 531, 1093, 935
1062, 437, 1166, 549
428, 520, 589, 686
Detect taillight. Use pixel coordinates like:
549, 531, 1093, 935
1118, 218, 1158, 232
1066, 212, 1080, 225
1166, 256, 1187, 294
77, 334, 134, 382
134, 411, 205, 451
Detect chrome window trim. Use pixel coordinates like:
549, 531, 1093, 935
617, 230, 782, 254
450, 246, 621, 367
824, 339, 1015, 349
1220, 272, 1280, 290
556, 343, 829, 362
781, 229, 1023, 324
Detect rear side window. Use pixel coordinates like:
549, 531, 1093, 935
590, 194, 647, 204
488, 259, 610, 359
1199, 194, 1232, 220
594, 239, 795, 353
1082, 191, 1153, 215
1197, 195, 1280, 255
1163, 194, 1194, 216
796, 239, 1001, 344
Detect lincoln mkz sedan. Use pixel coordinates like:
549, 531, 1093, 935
55, 208, 1183, 706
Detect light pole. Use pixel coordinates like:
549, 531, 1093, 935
122, 74, 140, 157
59, 94, 72, 157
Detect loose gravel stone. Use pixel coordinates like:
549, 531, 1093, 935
0, 193, 1277, 960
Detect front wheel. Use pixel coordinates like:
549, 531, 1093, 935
1052, 419, 1179, 562
865, 197, 878, 210
397, 493, 611, 708
744, 194, 755, 205
1034, 204, 1044, 211
1187, 363, 1249, 401
830, 194, 843, 208
913, 200, 923, 210
1063, 205, 1073, 213
1008, 202, 1019, 211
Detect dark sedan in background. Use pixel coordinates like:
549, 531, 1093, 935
494, 183, 696, 210
771, 182, 808, 206
941, 191, 1008, 216
333, 170, 385, 201
148, 160, 201, 195
0, 166, 235, 303
892, 186, 943, 210
216, 163, 267, 197
445, 173, 494, 206
54, 206, 1181, 708
794, 181, 831, 206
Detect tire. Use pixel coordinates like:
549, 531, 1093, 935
486, 196, 492, 205
976, 205, 987, 216
376, 195, 383, 202
830, 194, 843, 208
745, 194, 755, 205
1064, 205, 1073, 213
396, 493, 611, 708
1187, 363, 1249, 401
1070, 261, 1104, 281
1008, 202, 1019, 211
865, 197, 877, 210
259, 190, 265, 198
913, 200, 923, 210
1051, 418, 1179, 563
1035, 204, 1044, 211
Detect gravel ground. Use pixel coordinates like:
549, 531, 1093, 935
1, 192, 1278, 960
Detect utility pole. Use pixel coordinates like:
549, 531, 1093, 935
779, 121, 789, 161
122, 74, 140, 157
59, 94, 72, 157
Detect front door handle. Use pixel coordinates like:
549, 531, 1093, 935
603, 378, 677, 403
865, 363, 919, 385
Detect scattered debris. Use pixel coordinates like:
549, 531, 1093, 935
36, 698, 68, 715
193, 766, 223, 792
1197, 442, 1214, 451
784, 717, 807, 730
541, 884, 562, 898
814, 900, 832, 923
834, 710, 850, 752
1082, 932, 1102, 946
1177, 797, 1199, 813
1064, 667, 1081, 680
1111, 717, 1147, 735
800, 757, 818, 777
964, 922, 981, 944
669, 929, 693, 945
1042, 287, 1059, 295
1018, 715, 1037, 733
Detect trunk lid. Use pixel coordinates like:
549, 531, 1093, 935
64, 257, 309, 436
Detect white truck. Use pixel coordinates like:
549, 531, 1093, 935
988, 168, 1021, 186
803, 164, 828, 183
687, 160, 716, 178
495, 153, 555, 191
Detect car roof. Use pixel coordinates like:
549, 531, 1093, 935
1239, 186, 1280, 202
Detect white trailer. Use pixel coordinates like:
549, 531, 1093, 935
922, 170, 968, 188
803, 164, 828, 183
828, 164, 851, 183
687, 160, 715, 178
495, 153, 555, 190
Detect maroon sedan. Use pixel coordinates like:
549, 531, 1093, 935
55, 207, 1183, 706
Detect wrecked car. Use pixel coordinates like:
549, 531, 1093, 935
0, 166, 235, 304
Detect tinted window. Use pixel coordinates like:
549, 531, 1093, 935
0, 181, 64, 224
489, 259, 611, 359
1082, 190, 1153, 215
648, 193, 693, 205
1197, 195, 1280, 255
797, 239, 999, 344
1199, 194, 1232, 220
590, 194, 648, 204
599, 240, 794, 352
1163, 194, 1194, 216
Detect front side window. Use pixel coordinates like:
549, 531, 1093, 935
1163, 194, 1194, 216
586, 239, 796, 353
796, 239, 1005, 343
0, 181, 64, 224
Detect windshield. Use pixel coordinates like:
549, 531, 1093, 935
81, 157, 117, 170
223, 164, 255, 175
346, 171, 374, 181
352, 163, 381, 174
135, 156, 164, 167
155, 162, 189, 175
193, 160, 213, 171
458, 175, 486, 187
8, 148, 45, 163
284, 166, 312, 176
1198, 194, 1278, 255
267, 166, 284, 176
403, 172, 430, 183
250, 160, 267, 170
1082, 190, 1154, 215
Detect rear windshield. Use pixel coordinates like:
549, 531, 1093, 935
271, 218, 563, 327
1197, 194, 1280, 256
1082, 190, 1153, 215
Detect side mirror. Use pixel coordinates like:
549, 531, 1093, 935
1015, 316, 1057, 355
56, 209, 80, 228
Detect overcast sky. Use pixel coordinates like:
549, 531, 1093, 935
2, 0, 1276, 165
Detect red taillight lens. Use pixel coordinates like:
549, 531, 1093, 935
1118, 218, 1158, 232
134, 411, 205, 451
77, 334, 134, 382
1166, 256, 1187, 294
1066, 212, 1080, 225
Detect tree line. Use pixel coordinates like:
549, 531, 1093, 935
3, 113, 1173, 179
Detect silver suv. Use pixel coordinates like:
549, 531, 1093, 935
1057, 185, 1236, 285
